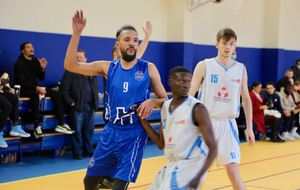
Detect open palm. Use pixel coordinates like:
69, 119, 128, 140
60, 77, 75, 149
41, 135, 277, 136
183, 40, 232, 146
72, 10, 86, 34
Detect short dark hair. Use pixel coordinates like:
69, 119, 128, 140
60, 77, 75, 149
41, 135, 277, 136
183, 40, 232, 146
20, 42, 30, 52
266, 82, 275, 88
77, 50, 86, 57
169, 66, 191, 78
251, 81, 261, 90
295, 59, 300, 64
216, 27, 237, 42
116, 25, 137, 40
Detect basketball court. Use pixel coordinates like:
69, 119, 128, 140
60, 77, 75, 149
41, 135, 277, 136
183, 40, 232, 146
1, 140, 300, 190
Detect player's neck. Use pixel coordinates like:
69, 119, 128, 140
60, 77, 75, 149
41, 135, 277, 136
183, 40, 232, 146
169, 95, 188, 112
120, 59, 137, 70
215, 55, 234, 68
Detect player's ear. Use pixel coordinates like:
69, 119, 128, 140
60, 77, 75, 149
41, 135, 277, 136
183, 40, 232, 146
115, 41, 120, 48
215, 42, 219, 49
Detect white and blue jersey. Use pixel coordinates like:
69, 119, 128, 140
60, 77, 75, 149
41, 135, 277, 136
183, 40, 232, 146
87, 59, 151, 183
148, 96, 209, 190
198, 58, 244, 119
105, 59, 151, 126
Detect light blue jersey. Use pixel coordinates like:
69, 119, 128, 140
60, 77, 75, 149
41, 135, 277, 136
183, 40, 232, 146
105, 59, 151, 126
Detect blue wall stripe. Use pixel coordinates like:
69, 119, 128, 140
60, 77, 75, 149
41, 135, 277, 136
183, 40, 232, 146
1, 29, 300, 92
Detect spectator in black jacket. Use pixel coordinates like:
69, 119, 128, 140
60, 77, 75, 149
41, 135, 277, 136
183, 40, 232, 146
276, 69, 294, 92
14, 42, 73, 138
262, 82, 285, 142
291, 59, 300, 82
60, 50, 99, 160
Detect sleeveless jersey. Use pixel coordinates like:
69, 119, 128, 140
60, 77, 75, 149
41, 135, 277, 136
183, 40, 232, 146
161, 95, 208, 160
198, 58, 245, 119
105, 59, 150, 126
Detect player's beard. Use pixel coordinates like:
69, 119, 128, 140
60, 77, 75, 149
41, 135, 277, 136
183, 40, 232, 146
121, 48, 136, 62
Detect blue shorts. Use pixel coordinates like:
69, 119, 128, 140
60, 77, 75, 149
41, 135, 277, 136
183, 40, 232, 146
86, 122, 148, 183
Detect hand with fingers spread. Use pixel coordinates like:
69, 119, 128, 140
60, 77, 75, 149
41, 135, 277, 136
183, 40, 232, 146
72, 10, 86, 35
137, 98, 155, 119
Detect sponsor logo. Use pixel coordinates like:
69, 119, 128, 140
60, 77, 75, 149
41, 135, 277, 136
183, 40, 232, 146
175, 119, 186, 124
230, 78, 241, 83
135, 71, 144, 80
214, 87, 231, 103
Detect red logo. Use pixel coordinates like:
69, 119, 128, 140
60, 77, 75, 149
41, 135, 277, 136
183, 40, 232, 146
168, 137, 172, 142
217, 87, 228, 98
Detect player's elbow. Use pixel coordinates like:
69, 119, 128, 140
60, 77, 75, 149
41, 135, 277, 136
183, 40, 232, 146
157, 144, 164, 150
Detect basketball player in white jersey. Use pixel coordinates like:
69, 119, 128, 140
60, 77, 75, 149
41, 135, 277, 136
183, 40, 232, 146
137, 66, 217, 190
189, 27, 255, 190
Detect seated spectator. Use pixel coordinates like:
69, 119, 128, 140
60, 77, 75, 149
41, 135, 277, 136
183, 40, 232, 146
14, 42, 74, 139
250, 81, 283, 142
276, 69, 294, 92
291, 80, 300, 106
291, 59, 300, 82
0, 73, 30, 148
278, 82, 300, 140
60, 50, 98, 160
262, 82, 285, 142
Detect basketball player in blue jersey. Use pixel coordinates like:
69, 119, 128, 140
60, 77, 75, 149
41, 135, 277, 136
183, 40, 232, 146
137, 66, 217, 190
64, 11, 168, 190
189, 27, 255, 190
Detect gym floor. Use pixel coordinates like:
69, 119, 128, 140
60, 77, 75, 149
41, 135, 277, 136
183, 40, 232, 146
1, 140, 300, 190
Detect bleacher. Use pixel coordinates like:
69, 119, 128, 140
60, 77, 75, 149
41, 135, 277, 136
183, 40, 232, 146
0, 92, 172, 164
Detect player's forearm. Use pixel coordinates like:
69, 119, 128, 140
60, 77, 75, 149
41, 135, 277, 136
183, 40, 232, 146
243, 97, 253, 129
151, 97, 168, 109
136, 34, 150, 59
194, 145, 217, 182
64, 34, 80, 72
138, 118, 164, 149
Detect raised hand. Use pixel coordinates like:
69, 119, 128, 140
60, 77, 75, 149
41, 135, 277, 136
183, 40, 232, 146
72, 10, 86, 35
142, 21, 152, 37
39, 58, 48, 70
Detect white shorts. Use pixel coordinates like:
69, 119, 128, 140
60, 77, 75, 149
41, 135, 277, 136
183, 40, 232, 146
148, 157, 207, 190
211, 118, 241, 166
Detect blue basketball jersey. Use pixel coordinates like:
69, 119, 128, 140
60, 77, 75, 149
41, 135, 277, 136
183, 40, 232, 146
105, 59, 151, 126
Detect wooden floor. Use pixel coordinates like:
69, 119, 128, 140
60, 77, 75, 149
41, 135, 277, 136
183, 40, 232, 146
1, 140, 300, 190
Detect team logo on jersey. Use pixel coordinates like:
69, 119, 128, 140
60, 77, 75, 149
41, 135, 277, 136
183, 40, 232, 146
214, 87, 231, 103
135, 71, 144, 80
88, 157, 95, 167
230, 78, 241, 83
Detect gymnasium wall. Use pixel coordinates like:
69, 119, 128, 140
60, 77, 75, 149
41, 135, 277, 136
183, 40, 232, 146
0, 0, 300, 92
